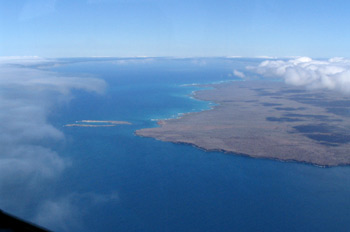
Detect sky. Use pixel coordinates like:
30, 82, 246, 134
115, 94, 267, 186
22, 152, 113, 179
1, 0, 350, 58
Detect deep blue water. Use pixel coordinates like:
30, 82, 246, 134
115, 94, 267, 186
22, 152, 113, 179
47, 58, 350, 232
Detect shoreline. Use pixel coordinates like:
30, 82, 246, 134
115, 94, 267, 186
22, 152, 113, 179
136, 132, 334, 168
136, 80, 350, 167
65, 120, 132, 127
147, 83, 220, 126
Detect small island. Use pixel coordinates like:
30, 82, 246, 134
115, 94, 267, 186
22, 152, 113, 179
80, 120, 132, 125
136, 81, 350, 166
65, 120, 132, 127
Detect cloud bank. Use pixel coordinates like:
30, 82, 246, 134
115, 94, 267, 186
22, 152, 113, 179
0, 57, 106, 228
248, 57, 350, 94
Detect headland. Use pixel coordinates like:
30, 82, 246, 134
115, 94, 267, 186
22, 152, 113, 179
136, 81, 350, 166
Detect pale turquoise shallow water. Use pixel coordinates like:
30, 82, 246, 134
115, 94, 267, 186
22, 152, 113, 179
47, 58, 350, 232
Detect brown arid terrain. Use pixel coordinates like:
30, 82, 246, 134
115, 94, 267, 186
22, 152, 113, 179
136, 81, 350, 166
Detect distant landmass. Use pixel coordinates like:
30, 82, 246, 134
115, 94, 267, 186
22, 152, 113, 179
65, 120, 131, 127
136, 81, 350, 166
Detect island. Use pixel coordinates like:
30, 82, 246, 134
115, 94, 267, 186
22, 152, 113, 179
136, 81, 350, 166
65, 120, 132, 127
80, 120, 132, 125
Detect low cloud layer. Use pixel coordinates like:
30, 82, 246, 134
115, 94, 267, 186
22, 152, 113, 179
35, 192, 119, 231
0, 57, 106, 228
248, 57, 350, 94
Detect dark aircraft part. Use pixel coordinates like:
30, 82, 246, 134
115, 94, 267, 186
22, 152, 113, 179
0, 209, 50, 232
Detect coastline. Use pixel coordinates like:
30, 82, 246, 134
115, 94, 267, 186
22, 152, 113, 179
146, 83, 220, 126
135, 134, 334, 168
136, 80, 350, 167
65, 120, 132, 127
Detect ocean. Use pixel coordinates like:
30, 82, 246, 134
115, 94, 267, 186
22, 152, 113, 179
44, 58, 350, 231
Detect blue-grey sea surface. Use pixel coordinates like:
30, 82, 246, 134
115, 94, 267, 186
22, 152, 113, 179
46, 58, 350, 232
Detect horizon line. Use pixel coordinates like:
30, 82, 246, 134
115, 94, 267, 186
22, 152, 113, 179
0, 55, 342, 60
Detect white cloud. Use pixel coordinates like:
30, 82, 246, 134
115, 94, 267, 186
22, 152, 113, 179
35, 196, 82, 231
0, 57, 106, 226
248, 57, 350, 94
233, 69, 245, 78
254, 56, 277, 59
0, 56, 48, 64
35, 192, 119, 231
226, 56, 242, 58
111, 58, 155, 65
